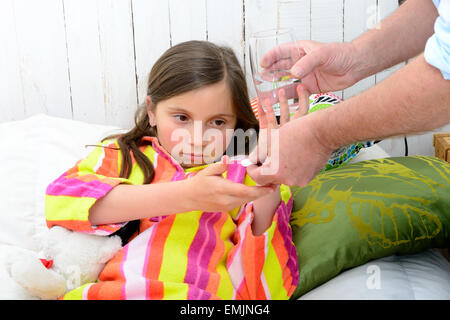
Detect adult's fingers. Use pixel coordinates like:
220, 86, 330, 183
246, 163, 282, 186
263, 99, 278, 129
290, 47, 326, 78
256, 82, 298, 107
257, 100, 267, 129
278, 89, 290, 126
261, 42, 295, 68
198, 158, 228, 176
291, 84, 310, 120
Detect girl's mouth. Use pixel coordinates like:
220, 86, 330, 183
183, 153, 203, 162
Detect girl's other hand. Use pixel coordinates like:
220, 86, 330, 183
247, 84, 310, 186
183, 155, 275, 212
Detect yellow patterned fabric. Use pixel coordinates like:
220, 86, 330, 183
289, 156, 450, 299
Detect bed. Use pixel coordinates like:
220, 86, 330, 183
0, 114, 449, 300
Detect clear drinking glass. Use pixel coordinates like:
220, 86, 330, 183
249, 28, 301, 118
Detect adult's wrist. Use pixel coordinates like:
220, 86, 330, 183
347, 40, 376, 83
307, 105, 348, 153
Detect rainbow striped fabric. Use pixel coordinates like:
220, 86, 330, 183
45, 136, 299, 300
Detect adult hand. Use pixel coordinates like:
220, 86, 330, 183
246, 84, 330, 187
184, 156, 275, 212
261, 40, 360, 97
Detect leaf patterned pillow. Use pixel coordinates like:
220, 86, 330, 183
290, 156, 450, 299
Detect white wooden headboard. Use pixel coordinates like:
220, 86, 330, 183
1, 0, 447, 156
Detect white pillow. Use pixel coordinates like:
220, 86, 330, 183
0, 114, 122, 251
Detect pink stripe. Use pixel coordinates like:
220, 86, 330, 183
187, 286, 212, 300
120, 246, 129, 300
46, 172, 115, 199
184, 212, 222, 299
194, 213, 221, 288
226, 161, 247, 183
276, 196, 299, 286
236, 278, 247, 299
144, 224, 158, 299
184, 213, 214, 287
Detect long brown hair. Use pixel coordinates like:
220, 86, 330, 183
103, 41, 258, 243
104, 40, 258, 185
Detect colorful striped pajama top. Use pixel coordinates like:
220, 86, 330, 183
45, 136, 299, 300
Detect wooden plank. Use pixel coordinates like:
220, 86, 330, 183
169, 0, 207, 46
277, 0, 311, 41
0, 0, 24, 122
63, 0, 105, 124
375, 0, 403, 84
132, 0, 171, 106
0, 0, 72, 121
343, 0, 376, 99
64, 0, 137, 128
92, 0, 137, 128
373, 0, 406, 156
244, 0, 278, 99
206, 0, 245, 67
311, 0, 344, 98
311, 0, 343, 43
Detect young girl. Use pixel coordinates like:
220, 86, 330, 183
45, 40, 301, 300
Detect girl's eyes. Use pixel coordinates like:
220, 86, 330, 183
174, 115, 188, 122
211, 119, 226, 126
173, 115, 226, 127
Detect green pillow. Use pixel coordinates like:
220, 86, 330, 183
289, 155, 450, 299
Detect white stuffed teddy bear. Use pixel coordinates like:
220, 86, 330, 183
8, 226, 122, 300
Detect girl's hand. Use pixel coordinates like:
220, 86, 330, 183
183, 156, 275, 212
247, 84, 310, 185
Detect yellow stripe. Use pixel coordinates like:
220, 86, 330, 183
45, 195, 96, 222
78, 142, 106, 172
62, 283, 92, 300
127, 145, 157, 184
262, 225, 289, 300
185, 163, 209, 172
280, 184, 292, 206
215, 217, 236, 299
244, 173, 257, 186
162, 283, 190, 300
129, 158, 145, 184
158, 212, 200, 299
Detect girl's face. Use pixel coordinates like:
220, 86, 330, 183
146, 80, 238, 168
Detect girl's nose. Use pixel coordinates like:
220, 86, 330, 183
188, 121, 208, 149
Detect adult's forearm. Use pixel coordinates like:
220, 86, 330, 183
351, 0, 438, 81
313, 53, 450, 150
89, 180, 190, 225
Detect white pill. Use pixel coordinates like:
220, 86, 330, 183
241, 158, 255, 167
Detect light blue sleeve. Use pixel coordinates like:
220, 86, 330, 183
424, 0, 450, 80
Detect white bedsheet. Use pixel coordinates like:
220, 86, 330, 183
299, 248, 450, 300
